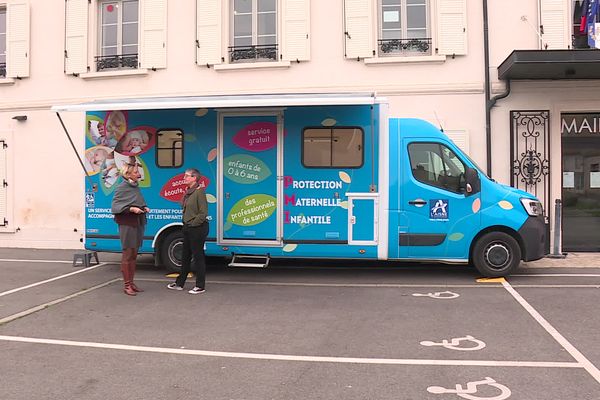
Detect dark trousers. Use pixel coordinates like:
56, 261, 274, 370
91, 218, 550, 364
176, 222, 209, 289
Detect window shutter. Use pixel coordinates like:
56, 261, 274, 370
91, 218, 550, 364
196, 0, 222, 65
282, 0, 310, 62
141, 0, 168, 69
437, 0, 467, 56
64, 0, 88, 75
6, 0, 30, 78
343, 0, 374, 59
539, 0, 568, 49
0, 139, 8, 227
446, 130, 469, 155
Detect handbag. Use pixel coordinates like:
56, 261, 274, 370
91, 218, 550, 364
114, 212, 140, 227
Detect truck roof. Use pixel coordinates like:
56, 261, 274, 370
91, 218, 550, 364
52, 93, 388, 112
391, 118, 446, 140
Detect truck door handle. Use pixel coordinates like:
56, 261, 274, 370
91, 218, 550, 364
408, 200, 427, 206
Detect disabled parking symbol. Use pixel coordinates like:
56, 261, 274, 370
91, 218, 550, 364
427, 377, 511, 400
420, 335, 486, 351
412, 290, 460, 299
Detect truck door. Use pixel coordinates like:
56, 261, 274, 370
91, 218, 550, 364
399, 141, 480, 259
218, 113, 282, 245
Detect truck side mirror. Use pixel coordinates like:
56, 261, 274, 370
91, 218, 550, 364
464, 167, 481, 196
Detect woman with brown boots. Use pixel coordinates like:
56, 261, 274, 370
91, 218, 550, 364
111, 160, 149, 296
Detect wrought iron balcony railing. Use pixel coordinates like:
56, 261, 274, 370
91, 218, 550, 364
0, 62, 6, 78
378, 38, 432, 55
95, 53, 138, 71
228, 44, 278, 63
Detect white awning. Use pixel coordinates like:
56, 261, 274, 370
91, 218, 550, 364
51, 93, 385, 112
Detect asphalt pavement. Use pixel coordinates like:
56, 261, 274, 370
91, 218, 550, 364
0, 249, 599, 399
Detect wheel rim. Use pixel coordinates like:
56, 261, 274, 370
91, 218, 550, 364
484, 242, 511, 270
168, 240, 183, 268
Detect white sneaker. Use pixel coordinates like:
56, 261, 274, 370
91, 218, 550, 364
167, 283, 183, 291
188, 287, 205, 295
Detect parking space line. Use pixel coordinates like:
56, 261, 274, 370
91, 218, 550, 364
502, 280, 600, 385
0, 258, 76, 264
0, 263, 108, 298
511, 285, 600, 288
0, 278, 120, 326
515, 274, 600, 277
138, 278, 503, 288
0, 334, 584, 368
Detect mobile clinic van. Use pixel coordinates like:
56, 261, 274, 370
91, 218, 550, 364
53, 93, 546, 277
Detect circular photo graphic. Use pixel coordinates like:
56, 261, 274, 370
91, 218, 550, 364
105, 111, 128, 141
84, 146, 112, 175
115, 127, 155, 156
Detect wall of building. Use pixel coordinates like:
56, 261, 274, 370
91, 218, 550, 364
5, 0, 583, 250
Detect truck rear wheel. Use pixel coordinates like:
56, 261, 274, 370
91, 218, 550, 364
160, 230, 183, 273
472, 232, 521, 277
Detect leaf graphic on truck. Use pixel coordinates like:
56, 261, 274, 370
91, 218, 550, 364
224, 154, 272, 184
227, 194, 277, 226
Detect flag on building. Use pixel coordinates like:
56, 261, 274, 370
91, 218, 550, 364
587, 0, 599, 47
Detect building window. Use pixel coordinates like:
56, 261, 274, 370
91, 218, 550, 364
96, 0, 139, 71
156, 129, 183, 168
378, 0, 431, 56
0, 7, 6, 78
230, 0, 277, 63
572, 0, 600, 49
302, 127, 363, 168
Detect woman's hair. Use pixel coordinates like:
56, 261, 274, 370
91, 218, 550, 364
185, 168, 202, 184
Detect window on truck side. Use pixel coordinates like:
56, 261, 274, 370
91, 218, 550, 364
302, 127, 364, 168
156, 129, 184, 168
408, 142, 466, 193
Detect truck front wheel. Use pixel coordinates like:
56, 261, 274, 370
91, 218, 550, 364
472, 232, 521, 277
160, 230, 183, 273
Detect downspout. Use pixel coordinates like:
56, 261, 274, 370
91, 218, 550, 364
483, 0, 492, 177
483, 0, 511, 179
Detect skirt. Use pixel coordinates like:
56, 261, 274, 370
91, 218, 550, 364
118, 223, 145, 249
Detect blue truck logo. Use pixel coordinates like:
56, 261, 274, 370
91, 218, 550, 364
429, 199, 449, 220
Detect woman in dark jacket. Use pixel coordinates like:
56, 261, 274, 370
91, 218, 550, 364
111, 161, 149, 296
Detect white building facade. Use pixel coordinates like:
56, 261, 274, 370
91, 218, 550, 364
0, 0, 598, 251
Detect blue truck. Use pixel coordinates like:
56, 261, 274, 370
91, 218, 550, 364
54, 93, 546, 277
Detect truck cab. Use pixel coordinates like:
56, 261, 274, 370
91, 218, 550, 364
389, 118, 546, 277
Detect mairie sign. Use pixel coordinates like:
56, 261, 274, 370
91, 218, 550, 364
561, 113, 600, 136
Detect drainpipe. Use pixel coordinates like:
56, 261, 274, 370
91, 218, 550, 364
483, 0, 511, 179
483, 0, 492, 177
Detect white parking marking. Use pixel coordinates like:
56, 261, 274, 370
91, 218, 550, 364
502, 280, 600, 385
140, 278, 600, 289
428, 377, 511, 400
0, 279, 120, 325
420, 335, 486, 351
514, 274, 600, 277
0, 263, 108, 298
0, 334, 584, 368
0, 258, 74, 264
138, 278, 497, 288
412, 291, 460, 299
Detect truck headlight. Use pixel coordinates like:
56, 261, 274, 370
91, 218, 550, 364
520, 198, 544, 217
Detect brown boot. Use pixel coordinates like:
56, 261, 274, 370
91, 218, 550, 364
129, 260, 143, 292
121, 261, 136, 296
